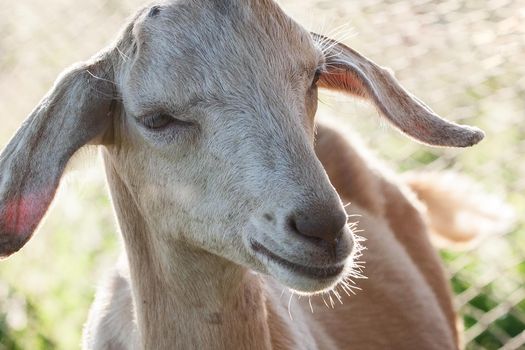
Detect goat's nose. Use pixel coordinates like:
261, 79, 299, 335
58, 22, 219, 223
288, 205, 347, 243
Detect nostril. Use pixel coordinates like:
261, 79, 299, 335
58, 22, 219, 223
263, 213, 275, 223
287, 215, 298, 232
288, 207, 347, 243
287, 215, 324, 243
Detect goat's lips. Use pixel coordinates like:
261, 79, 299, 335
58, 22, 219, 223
250, 240, 344, 279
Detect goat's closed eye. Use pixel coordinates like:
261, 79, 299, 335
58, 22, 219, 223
140, 114, 193, 131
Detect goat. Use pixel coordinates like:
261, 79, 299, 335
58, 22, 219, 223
0, 0, 486, 349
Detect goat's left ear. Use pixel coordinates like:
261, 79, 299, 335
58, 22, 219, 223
311, 33, 484, 147
0, 57, 115, 258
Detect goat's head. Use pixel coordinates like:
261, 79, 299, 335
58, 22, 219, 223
0, 0, 483, 293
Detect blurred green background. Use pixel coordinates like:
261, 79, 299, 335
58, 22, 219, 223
0, 0, 524, 349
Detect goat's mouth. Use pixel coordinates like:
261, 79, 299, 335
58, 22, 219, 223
250, 240, 345, 279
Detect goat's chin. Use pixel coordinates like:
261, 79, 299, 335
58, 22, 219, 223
247, 244, 352, 293
244, 236, 358, 294
264, 259, 350, 294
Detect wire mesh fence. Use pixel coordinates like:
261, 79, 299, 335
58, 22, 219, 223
0, 0, 523, 349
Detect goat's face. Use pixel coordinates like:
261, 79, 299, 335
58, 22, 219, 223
0, 0, 484, 294
111, 0, 354, 293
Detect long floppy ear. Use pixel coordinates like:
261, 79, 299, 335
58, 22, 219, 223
312, 33, 484, 147
0, 57, 115, 258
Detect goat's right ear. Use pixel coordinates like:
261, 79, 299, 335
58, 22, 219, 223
0, 58, 115, 258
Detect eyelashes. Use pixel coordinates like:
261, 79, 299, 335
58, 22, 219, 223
141, 113, 176, 130
136, 112, 200, 145
139, 113, 194, 131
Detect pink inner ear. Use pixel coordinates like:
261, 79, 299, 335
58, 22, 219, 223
2, 188, 53, 241
318, 70, 367, 98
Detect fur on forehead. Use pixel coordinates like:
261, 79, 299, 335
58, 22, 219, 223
116, 0, 322, 114
130, 0, 320, 72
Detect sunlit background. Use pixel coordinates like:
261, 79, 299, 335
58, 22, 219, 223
0, 0, 524, 349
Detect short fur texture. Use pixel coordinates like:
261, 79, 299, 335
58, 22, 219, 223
0, 0, 487, 349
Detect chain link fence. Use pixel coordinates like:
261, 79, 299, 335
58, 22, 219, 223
0, 0, 524, 349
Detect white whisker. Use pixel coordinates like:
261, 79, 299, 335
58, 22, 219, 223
288, 290, 295, 320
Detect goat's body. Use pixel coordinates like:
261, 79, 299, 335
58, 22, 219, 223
83, 123, 457, 349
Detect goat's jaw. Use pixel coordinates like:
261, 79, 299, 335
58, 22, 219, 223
244, 226, 355, 293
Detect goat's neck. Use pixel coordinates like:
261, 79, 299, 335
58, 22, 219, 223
104, 161, 272, 350
130, 244, 271, 350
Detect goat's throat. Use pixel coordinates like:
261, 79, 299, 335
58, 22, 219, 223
103, 159, 272, 349
128, 244, 272, 350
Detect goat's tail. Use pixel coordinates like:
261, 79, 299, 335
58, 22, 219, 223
403, 172, 514, 247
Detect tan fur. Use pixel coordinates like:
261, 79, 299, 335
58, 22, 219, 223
0, 1, 489, 349
404, 172, 514, 247
315, 125, 459, 348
